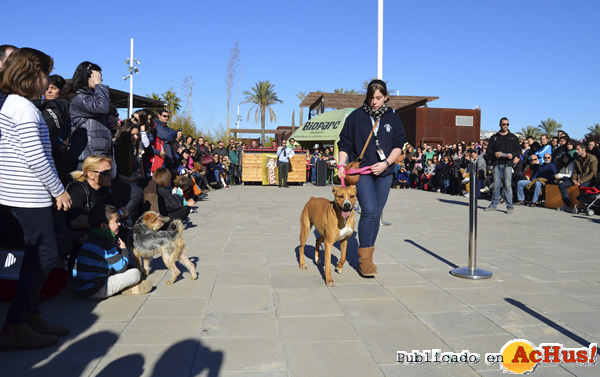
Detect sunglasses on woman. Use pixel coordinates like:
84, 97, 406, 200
93, 169, 112, 177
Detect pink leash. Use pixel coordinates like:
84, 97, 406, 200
340, 166, 372, 187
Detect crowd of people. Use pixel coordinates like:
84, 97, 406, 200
0, 45, 598, 352
391, 120, 599, 215
0, 45, 259, 350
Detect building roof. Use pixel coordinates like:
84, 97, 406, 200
299, 92, 439, 114
108, 87, 165, 109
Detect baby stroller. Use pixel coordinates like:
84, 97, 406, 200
575, 186, 600, 216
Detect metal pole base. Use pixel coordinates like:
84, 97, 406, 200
450, 267, 493, 280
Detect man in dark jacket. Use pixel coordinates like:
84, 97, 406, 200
558, 143, 598, 213
150, 110, 177, 172
485, 117, 522, 214
515, 153, 557, 206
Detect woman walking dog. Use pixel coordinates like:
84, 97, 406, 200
337, 80, 406, 276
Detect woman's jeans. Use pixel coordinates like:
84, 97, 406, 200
7, 207, 58, 324
355, 174, 393, 248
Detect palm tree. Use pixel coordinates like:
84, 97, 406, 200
146, 92, 166, 114
333, 88, 359, 94
520, 125, 541, 139
587, 123, 600, 136
162, 88, 182, 116
537, 118, 561, 138
242, 81, 283, 144
296, 91, 307, 103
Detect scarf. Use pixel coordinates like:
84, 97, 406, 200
362, 101, 388, 119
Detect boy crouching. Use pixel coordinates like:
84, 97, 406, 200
72, 204, 151, 298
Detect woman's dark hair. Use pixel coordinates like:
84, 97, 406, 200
114, 123, 139, 177
529, 142, 540, 154
62, 61, 101, 98
133, 109, 152, 127
365, 79, 388, 104
0, 47, 53, 98
48, 74, 66, 90
557, 152, 574, 171
143, 108, 156, 121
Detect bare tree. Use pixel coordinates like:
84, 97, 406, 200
181, 76, 194, 117
226, 41, 241, 138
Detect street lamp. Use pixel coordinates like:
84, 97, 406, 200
123, 38, 140, 118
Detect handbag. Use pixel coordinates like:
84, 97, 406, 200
344, 119, 379, 186
201, 155, 213, 165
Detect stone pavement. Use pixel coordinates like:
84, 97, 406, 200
1, 184, 599, 376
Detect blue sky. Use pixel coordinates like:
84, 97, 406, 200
6, 0, 599, 138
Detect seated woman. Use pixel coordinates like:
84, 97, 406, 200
207, 153, 228, 188
152, 167, 191, 222
555, 152, 575, 184
419, 158, 436, 191
66, 155, 127, 230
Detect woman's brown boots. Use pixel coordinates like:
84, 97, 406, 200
358, 247, 377, 276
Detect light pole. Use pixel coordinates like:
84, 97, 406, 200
377, 0, 383, 80
123, 38, 140, 118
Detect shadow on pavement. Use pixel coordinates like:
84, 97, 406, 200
505, 298, 591, 347
404, 239, 459, 268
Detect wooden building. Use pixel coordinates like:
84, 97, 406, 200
397, 107, 481, 147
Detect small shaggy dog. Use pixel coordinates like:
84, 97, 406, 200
132, 211, 198, 285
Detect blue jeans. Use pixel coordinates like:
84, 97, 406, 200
517, 180, 543, 203
491, 164, 513, 207
559, 178, 592, 207
355, 174, 393, 248
443, 179, 450, 192
7, 207, 58, 324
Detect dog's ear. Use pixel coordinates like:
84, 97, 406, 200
143, 212, 155, 224
332, 187, 338, 195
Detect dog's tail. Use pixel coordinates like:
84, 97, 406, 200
168, 219, 185, 237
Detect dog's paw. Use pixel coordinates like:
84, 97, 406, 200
326, 280, 335, 287
314, 256, 320, 264
164, 279, 175, 285
299, 264, 307, 270
335, 267, 343, 274
190, 273, 198, 280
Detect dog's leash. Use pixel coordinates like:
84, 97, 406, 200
340, 166, 372, 187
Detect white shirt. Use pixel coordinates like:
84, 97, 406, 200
0, 94, 64, 208
277, 145, 295, 163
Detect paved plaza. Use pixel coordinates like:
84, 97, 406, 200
1, 184, 599, 376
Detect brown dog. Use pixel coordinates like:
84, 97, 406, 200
299, 186, 357, 286
132, 211, 198, 285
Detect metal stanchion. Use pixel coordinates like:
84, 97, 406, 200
450, 160, 492, 280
